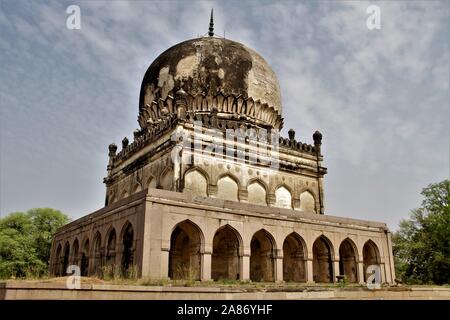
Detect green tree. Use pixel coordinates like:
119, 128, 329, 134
0, 208, 69, 279
393, 180, 450, 285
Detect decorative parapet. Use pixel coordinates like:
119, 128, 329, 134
109, 102, 322, 170
138, 91, 284, 130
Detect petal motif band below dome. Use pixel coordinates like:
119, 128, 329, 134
138, 37, 283, 129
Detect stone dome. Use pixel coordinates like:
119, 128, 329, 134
138, 37, 282, 128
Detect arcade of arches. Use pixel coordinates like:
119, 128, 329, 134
52, 217, 386, 284
52, 221, 136, 278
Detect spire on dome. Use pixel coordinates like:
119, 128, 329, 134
208, 9, 214, 37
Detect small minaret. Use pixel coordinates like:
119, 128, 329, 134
313, 130, 322, 155
208, 9, 214, 37
107, 143, 117, 176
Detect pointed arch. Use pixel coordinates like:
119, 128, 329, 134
62, 241, 70, 276
363, 239, 381, 281
169, 219, 204, 280
283, 232, 307, 282
132, 183, 142, 194
71, 238, 79, 266
247, 179, 268, 206
80, 238, 90, 276
105, 227, 117, 267
217, 174, 240, 202
160, 166, 174, 190
250, 229, 277, 282
54, 243, 62, 276
108, 191, 117, 205
147, 174, 157, 189
299, 190, 316, 212
184, 168, 208, 197
339, 238, 358, 283
92, 231, 102, 276
120, 221, 135, 277
312, 235, 334, 283
211, 224, 243, 280
120, 189, 129, 200
274, 184, 292, 209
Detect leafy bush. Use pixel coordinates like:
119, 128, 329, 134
0, 208, 69, 279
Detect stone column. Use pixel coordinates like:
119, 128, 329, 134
306, 259, 314, 283
275, 256, 283, 282
208, 185, 218, 198
202, 252, 212, 281
158, 249, 170, 279
333, 259, 340, 283
331, 258, 340, 282
267, 194, 276, 207
386, 231, 396, 283
241, 254, 250, 281
380, 262, 386, 284
358, 261, 365, 284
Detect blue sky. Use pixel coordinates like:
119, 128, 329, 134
0, 0, 448, 231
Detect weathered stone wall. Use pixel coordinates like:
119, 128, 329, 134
50, 191, 147, 277
141, 189, 395, 284
4, 283, 449, 300
50, 188, 395, 284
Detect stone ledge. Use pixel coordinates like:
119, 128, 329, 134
2, 281, 450, 301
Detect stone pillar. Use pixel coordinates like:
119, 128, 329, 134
159, 249, 170, 279
306, 259, 314, 283
380, 263, 386, 284
209, 185, 218, 198
386, 231, 396, 283
333, 259, 340, 283
358, 261, 365, 284
267, 194, 276, 207
239, 189, 248, 202
275, 256, 283, 282
241, 254, 250, 281
202, 252, 212, 281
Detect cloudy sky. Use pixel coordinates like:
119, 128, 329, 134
0, 0, 448, 230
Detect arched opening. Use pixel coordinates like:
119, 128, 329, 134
147, 176, 157, 189
339, 238, 358, 283
106, 228, 117, 267
108, 193, 116, 205
299, 191, 316, 212
121, 222, 135, 277
168, 220, 203, 280
363, 240, 380, 281
54, 244, 62, 276
132, 183, 142, 194
80, 239, 89, 276
313, 236, 333, 283
62, 242, 70, 276
92, 232, 102, 276
283, 233, 307, 282
275, 186, 292, 209
71, 239, 79, 266
247, 181, 267, 205
211, 225, 241, 281
217, 175, 239, 201
160, 169, 174, 190
184, 169, 208, 197
250, 230, 276, 282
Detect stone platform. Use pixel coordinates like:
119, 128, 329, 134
1, 281, 449, 300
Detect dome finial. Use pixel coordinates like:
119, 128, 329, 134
208, 8, 214, 37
